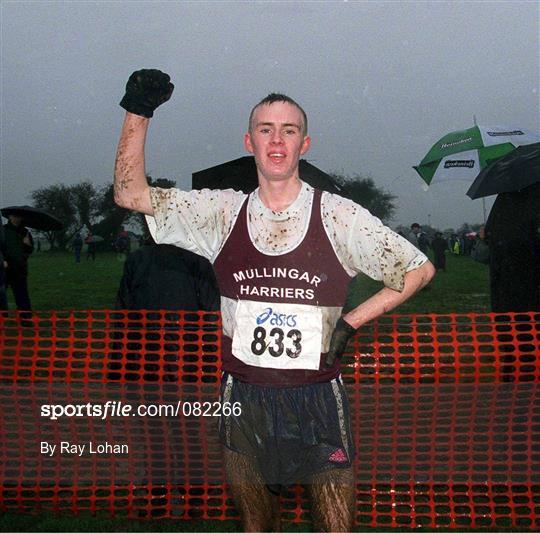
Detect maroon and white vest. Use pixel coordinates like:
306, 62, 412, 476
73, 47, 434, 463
213, 189, 353, 386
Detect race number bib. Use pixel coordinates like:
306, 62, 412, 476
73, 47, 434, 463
232, 300, 323, 370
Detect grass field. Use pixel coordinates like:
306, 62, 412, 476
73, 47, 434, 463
1, 250, 493, 531
11, 249, 490, 314
0, 511, 479, 533
1, 513, 501, 533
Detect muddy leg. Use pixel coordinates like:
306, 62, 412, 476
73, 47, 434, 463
306, 467, 355, 532
223, 446, 281, 532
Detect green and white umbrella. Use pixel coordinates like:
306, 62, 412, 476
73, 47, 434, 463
414, 125, 540, 185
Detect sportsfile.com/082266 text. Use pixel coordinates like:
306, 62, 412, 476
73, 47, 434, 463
40, 401, 242, 420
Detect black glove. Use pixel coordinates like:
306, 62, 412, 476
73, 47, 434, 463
119, 69, 174, 118
324, 317, 356, 367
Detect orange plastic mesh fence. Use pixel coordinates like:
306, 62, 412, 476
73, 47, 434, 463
0, 310, 539, 529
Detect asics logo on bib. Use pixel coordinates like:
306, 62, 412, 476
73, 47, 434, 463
256, 307, 297, 327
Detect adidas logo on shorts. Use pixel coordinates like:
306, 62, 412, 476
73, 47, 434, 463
328, 448, 348, 463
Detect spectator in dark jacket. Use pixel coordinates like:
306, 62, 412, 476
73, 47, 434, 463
430, 232, 448, 272
408, 223, 430, 254
115, 239, 219, 311
471, 226, 490, 265
4, 215, 34, 310
72, 232, 83, 263
485, 182, 540, 312
109, 234, 221, 382
85, 232, 96, 260
114, 226, 131, 260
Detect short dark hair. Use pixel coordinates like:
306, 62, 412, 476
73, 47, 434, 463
248, 93, 308, 135
411, 223, 421, 229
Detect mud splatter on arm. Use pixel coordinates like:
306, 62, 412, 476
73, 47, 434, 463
113, 113, 153, 215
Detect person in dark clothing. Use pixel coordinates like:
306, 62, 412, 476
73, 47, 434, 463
0, 223, 8, 310
430, 232, 448, 272
109, 235, 221, 381
85, 231, 96, 260
72, 232, 83, 263
471, 226, 490, 265
3, 215, 34, 310
485, 181, 540, 313
114, 226, 131, 260
115, 240, 220, 311
408, 222, 430, 254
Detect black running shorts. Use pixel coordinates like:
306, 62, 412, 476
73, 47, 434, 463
219, 373, 354, 486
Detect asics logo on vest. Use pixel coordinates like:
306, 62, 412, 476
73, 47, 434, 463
256, 307, 297, 328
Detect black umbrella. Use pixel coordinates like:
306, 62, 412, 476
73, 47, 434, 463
1, 205, 64, 231
192, 156, 345, 195
466, 142, 540, 199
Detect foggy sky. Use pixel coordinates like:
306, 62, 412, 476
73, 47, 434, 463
1, 0, 539, 230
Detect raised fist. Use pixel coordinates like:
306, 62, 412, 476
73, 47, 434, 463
119, 69, 174, 118
324, 317, 356, 367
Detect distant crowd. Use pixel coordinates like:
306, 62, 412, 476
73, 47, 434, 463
402, 222, 489, 269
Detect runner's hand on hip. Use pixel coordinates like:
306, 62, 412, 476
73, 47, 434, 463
324, 317, 356, 367
119, 69, 174, 118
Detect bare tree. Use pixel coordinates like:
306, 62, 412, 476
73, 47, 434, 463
31, 181, 101, 249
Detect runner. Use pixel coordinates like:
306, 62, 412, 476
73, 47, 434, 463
113, 69, 435, 531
